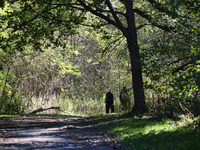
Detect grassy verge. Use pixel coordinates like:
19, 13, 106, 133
87, 114, 200, 150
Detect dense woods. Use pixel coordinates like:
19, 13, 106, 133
0, 0, 199, 117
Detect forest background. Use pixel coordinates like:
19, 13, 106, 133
0, 0, 200, 118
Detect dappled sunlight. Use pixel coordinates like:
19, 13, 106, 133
94, 114, 200, 150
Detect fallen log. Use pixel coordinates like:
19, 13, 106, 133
30, 106, 72, 115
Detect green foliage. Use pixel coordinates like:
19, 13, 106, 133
1, 0, 199, 116
120, 89, 132, 112
139, 0, 200, 117
0, 89, 25, 114
0, 0, 85, 52
0, 18, 132, 115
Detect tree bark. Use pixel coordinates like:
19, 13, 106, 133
125, 0, 146, 113
128, 37, 146, 113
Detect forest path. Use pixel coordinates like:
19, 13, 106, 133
0, 115, 123, 150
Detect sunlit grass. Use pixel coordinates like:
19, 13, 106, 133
0, 114, 20, 118
87, 114, 200, 150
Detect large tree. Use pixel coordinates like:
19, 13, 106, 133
1, 0, 199, 113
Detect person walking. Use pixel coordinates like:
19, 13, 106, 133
105, 88, 114, 113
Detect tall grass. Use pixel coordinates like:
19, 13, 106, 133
26, 95, 124, 115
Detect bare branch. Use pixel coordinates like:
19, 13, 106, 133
101, 35, 125, 56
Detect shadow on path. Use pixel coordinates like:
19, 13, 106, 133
0, 115, 123, 150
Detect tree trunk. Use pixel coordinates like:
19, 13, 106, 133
125, 0, 146, 113
127, 37, 146, 113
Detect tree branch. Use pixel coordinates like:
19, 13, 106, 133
136, 23, 149, 31
173, 53, 200, 73
101, 35, 125, 56
169, 57, 191, 66
146, 0, 178, 18
30, 106, 72, 115
146, 0, 200, 35
105, 0, 128, 37
133, 8, 174, 32
77, 0, 120, 29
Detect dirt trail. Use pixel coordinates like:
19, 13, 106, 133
0, 115, 123, 150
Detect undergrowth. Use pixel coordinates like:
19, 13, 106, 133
26, 96, 122, 115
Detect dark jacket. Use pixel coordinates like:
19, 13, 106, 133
106, 92, 113, 104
